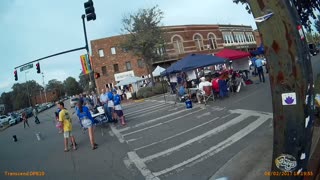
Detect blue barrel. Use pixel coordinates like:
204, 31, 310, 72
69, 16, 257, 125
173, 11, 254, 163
185, 100, 192, 109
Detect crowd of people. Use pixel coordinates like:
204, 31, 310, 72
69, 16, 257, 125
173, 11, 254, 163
172, 54, 267, 104
54, 86, 126, 152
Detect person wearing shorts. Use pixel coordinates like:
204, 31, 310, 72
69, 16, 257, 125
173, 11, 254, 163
76, 100, 98, 150
58, 102, 77, 152
113, 91, 126, 125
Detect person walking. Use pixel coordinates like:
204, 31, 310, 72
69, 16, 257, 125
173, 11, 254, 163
57, 102, 77, 152
255, 55, 265, 83
107, 89, 117, 123
33, 107, 40, 124
76, 100, 98, 150
22, 111, 30, 128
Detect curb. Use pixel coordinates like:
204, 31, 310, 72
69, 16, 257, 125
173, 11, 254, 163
0, 125, 10, 132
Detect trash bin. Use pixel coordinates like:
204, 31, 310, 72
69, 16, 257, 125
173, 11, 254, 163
185, 99, 192, 109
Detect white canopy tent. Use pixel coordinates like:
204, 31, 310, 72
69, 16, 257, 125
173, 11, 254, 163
116, 76, 145, 98
152, 66, 166, 77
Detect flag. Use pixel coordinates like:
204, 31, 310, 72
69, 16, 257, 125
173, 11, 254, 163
80, 55, 89, 74
254, 12, 274, 23
85, 54, 92, 73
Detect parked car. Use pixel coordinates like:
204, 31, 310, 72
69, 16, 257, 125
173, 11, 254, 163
24, 107, 33, 118
309, 43, 319, 56
0, 115, 11, 126
9, 113, 21, 126
70, 97, 79, 108
46, 102, 55, 109
37, 105, 47, 113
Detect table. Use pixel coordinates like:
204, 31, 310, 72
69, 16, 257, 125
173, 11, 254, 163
90, 107, 108, 136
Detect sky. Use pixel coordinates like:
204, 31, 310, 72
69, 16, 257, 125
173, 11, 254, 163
0, 0, 260, 94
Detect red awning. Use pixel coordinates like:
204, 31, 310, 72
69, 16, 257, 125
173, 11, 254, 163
215, 48, 251, 60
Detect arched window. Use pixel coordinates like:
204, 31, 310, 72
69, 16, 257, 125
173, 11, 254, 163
208, 33, 217, 49
193, 34, 204, 51
172, 35, 184, 54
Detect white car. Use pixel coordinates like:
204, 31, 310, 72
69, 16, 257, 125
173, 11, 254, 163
9, 114, 21, 126
0, 115, 11, 126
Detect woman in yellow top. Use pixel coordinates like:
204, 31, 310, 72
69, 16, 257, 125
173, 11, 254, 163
58, 102, 77, 152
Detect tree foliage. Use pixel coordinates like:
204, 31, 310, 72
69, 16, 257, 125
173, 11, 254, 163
79, 72, 95, 93
306, 31, 320, 44
121, 5, 167, 85
63, 77, 82, 96
46, 79, 65, 94
233, 0, 320, 31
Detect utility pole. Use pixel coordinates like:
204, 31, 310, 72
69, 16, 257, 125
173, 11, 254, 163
245, 0, 315, 178
42, 72, 47, 103
82, 14, 93, 90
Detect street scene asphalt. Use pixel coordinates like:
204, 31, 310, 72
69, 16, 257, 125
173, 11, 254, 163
0, 55, 319, 180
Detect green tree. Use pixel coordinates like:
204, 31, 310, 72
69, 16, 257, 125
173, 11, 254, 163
46, 79, 65, 98
121, 5, 167, 86
79, 72, 95, 93
0, 92, 13, 114
11, 80, 42, 109
63, 77, 82, 96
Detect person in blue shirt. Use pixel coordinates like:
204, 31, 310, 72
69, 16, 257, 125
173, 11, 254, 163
107, 90, 117, 123
113, 91, 126, 125
251, 56, 257, 76
255, 55, 265, 83
76, 100, 98, 150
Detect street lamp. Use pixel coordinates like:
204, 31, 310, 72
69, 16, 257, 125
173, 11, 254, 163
42, 72, 48, 103
25, 71, 31, 107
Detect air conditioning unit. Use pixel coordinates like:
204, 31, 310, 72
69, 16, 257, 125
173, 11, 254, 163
206, 44, 211, 50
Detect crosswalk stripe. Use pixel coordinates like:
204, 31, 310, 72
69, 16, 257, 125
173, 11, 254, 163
118, 107, 200, 133
125, 103, 167, 116
152, 115, 271, 177
133, 115, 226, 151
128, 152, 160, 180
123, 108, 205, 137
142, 113, 249, 163
127, 106, 172, 119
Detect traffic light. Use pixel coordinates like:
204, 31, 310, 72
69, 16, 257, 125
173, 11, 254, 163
36, 62, 41, 74
84, 0, 96, 21
94, 72, 100, 79
14, 70, 18, 81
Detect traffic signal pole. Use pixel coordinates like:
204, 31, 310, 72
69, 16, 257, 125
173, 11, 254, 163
246, 0, 315, 178
82, 14, 94, 90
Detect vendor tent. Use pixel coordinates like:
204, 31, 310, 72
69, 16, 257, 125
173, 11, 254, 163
116, 76, 145, 86
152, 66, 166, 77
215, 48, 251, 60
250, 44, 264, 56
161, 54, 226, 75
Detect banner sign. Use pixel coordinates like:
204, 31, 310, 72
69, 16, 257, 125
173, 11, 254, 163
80, 54, 92, 74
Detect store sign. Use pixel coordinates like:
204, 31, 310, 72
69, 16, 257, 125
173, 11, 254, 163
114, 70, 134, 81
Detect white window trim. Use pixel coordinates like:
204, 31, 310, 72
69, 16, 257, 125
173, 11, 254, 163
98, 49, 104, 57
111, 47, 116, 55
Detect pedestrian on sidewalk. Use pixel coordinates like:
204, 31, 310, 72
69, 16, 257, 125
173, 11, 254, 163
58, 102, 77, 152
76, 100, 98, 150
255, 55, 265, 83
22, 111, 30, 128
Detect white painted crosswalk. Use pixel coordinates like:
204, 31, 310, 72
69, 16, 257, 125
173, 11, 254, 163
110, 100, 273, 180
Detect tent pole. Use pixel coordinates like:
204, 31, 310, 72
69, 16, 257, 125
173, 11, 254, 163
161, 77, 166, 103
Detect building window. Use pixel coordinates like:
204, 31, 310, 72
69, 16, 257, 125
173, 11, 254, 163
113, 64, 119, 73
172, 35, 184, 54
125, 61, 132, 71
122, 47, 128, 53
111, 47, 116, 55
208, 34, 217, 49
223, 32, 234, 44
193, 34, 204, 51
98, 49, 104, 57
101, 66, 107, 76
137, 59, 144, 68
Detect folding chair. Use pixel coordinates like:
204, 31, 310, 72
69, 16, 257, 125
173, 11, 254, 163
203, 86, 214, 105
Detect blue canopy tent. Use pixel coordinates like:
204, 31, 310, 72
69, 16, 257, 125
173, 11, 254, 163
161, 54, 226, 75
251, 44, 264, 56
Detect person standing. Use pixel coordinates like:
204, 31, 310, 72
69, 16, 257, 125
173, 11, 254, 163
22, 111, 30, 128
58, 102, 77, 152
255, 55, 265, 83
113, 90, 126, 126
107, 90, 117, 123
196, 77, 212, 104
100, 88, 113, 122
76, 100, 98, 150
33, 107, 40, 124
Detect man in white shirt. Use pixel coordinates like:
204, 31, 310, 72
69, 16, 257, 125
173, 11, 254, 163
197, 77, 212, 104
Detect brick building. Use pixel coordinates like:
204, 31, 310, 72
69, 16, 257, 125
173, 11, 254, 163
31, 89, 61, 105
90, 24, 258, 92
